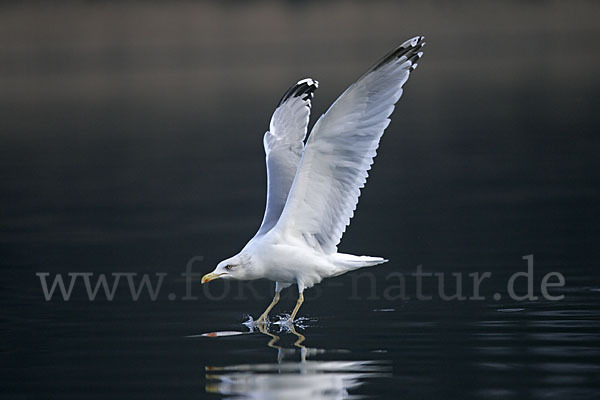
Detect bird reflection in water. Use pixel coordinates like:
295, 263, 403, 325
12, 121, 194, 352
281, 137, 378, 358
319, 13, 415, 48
202, 322, 391, 399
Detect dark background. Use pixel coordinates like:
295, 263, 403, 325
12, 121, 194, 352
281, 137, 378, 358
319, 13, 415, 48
2, 1, 599, 399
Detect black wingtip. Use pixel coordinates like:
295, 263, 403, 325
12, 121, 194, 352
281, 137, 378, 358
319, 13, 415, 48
277, 78, 319, 107
372, 36, 425, 72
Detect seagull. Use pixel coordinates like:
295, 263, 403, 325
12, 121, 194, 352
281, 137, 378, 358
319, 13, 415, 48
202, 36, 425, 322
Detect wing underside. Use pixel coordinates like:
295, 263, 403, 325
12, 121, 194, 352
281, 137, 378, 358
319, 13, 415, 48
274, 37, 425, 253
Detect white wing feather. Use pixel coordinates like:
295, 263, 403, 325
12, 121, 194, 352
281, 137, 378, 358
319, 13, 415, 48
255, 78, 319, 236
274, 37, 425, 253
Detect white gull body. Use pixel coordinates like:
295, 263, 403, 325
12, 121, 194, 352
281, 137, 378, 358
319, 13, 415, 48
202, 36, 425, 321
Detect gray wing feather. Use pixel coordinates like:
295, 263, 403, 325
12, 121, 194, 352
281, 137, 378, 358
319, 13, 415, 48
274, 37, 425, 253
256, 78, 319, 236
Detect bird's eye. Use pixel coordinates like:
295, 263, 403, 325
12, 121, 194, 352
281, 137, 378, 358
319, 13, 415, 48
225, 265, 234, 270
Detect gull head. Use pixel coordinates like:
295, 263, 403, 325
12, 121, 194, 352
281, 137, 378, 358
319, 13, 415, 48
202, 253, 254, 283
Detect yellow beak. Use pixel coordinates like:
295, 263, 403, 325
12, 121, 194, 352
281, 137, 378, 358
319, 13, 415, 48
201, 272, 225, 284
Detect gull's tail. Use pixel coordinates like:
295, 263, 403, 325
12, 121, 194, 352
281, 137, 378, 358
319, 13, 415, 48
330, 253, 388, 276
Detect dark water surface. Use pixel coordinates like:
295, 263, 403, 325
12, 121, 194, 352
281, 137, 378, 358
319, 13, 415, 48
2, 1, 600, 399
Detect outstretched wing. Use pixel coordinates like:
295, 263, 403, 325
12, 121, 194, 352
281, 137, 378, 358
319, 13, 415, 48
255, 78, 319, 236
274, 36, 425, 253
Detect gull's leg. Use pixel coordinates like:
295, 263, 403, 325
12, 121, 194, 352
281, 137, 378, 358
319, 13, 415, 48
257, 292, 279, 323
290, 291, 304, 322
257, 282, 288, 323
